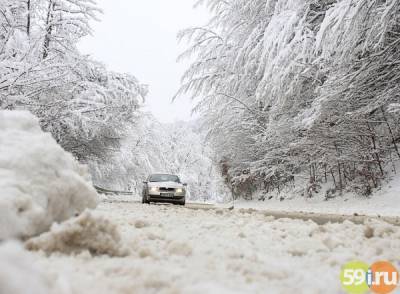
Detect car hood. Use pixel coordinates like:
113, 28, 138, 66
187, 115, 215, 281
148, 181, 184, 189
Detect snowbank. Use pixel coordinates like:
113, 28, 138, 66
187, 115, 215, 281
231, 167, 400, 217
0, 242, 70, 294
233, 174, 400, 217
26, 210, 128, 257
0, 111, 98, 239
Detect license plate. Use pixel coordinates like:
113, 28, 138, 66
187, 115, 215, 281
161, 193, 174, 197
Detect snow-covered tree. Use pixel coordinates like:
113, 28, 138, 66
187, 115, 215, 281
0, 0, 148, 166
178, 0, 400, 198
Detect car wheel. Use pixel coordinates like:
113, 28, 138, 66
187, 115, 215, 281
179, 199, 186, 206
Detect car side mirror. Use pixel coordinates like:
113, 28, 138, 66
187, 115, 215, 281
183, 183, 187, 186
143, 181, 148, 184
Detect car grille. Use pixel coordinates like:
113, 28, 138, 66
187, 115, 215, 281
159, 187, 175, 192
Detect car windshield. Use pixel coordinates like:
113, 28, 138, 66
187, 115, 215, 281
149, 174, 180, 183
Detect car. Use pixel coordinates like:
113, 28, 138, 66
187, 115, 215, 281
142, 173, 187, 205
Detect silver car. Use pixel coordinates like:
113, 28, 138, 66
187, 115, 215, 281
142, 174, 187, 205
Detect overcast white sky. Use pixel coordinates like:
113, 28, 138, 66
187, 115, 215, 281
79, 1, 209, 123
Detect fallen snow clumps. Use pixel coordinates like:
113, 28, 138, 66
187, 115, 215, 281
0, 111, 99, 239
26, 210, 129, 257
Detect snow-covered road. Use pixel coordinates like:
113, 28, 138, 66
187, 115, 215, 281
32, 201, 400, 294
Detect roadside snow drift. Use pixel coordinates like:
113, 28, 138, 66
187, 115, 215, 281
0, 111, 98, 239
26, 210, 128, 257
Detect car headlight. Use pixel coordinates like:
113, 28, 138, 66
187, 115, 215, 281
176, 188, 184, 193
149, 187, 159, 192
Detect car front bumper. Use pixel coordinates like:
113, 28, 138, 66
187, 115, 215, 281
148, 191, 186, 197
147, 195, 185, 203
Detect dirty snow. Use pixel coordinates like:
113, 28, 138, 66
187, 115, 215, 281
0, 111, 99, 239
30, 201, 400, 294
26, 210, 128, 257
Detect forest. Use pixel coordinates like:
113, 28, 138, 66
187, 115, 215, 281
0, 0, 225, 200
177, 0, 400, 199
2, 0, 400, 201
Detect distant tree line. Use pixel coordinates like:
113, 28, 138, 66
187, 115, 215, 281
91, 116, 229, 202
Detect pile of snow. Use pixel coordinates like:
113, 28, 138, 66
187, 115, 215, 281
0, 111, 98, 239
26, 210, 128, 257
0, 242, 69, 294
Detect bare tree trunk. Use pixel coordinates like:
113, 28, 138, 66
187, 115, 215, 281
43, 0, 54, 59
334, 144, 343, 193
337, 163, 343, 193
330, 169, 337, 189
312, 163, 316, 183
367, 163, 377, 188
277, 180, 280, 194
381, 107, 400, 159
343, 164, 346, 185
389, 151, 397, 174
367, 122, 384, 177
27, 0, 31, 36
